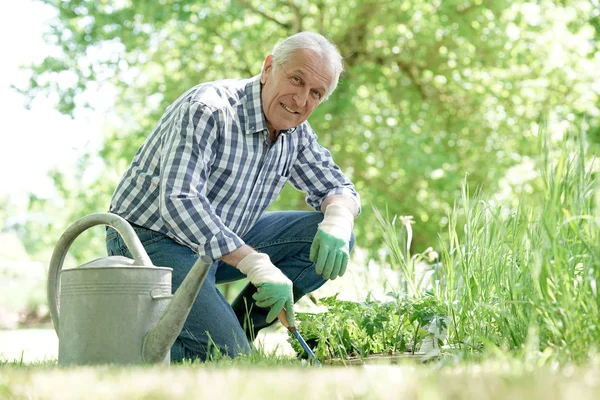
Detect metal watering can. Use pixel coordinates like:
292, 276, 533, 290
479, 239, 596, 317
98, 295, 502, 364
47, 213, 212, 366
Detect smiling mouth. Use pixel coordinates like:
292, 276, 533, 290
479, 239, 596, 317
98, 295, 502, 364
281, 103, 298, 114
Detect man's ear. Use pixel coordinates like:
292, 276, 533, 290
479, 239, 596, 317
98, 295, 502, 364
260, 54, 274, 84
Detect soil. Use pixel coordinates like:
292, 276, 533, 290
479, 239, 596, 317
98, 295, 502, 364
324, 352, 432, 365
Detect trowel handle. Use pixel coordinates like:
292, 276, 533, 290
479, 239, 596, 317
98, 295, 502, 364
47, 213, 153, 335
277, 309, 291, 328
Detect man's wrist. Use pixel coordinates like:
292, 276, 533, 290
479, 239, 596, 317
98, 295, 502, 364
324, 203, 355, 223
236, 252, 289, 285
315, 204, 354, 243
320, 194, 359, 217
219, 245, 255, 267
236, 252, 268, 275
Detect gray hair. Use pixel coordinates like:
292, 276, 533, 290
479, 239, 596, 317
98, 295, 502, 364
269, 32, 343, 101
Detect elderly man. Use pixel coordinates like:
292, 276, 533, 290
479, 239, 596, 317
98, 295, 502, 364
106, 31, 360, 362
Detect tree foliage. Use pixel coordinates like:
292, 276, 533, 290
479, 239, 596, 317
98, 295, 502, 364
18, 0, 600, 262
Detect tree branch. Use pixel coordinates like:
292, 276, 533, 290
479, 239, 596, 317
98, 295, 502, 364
316, 0, 325, 33
339, 1, 381, 68
235, 0, 291, 30
288, 1, 303, 32
212, 29, 255, 76
396, 60, 428, 101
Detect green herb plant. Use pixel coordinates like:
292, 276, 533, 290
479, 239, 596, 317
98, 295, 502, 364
290, 293, 446, 362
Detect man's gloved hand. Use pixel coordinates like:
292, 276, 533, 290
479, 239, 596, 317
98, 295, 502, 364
310, 204, 354, 280
236, 252, 295, 327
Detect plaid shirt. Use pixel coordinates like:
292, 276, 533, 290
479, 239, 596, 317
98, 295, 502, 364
109, 76, 360, 259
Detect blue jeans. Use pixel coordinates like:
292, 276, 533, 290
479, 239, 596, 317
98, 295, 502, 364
105, 210, 355, 362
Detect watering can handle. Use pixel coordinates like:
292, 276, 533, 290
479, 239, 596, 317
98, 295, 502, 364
47, 213, 154, 335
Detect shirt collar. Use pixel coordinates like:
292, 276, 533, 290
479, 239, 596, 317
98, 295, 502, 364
243, 75, 297, 135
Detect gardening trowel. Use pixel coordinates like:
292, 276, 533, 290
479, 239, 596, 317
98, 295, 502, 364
256, 287, 320, 365
277, 310, 321, 366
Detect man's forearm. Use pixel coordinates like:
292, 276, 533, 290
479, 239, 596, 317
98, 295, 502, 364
320, 195, 359, 217
219, 244, 256, 267
221, 196, 358, 267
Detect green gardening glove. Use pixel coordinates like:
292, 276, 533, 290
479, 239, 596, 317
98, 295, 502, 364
310, 204, 355, 280
253, 282, 294, 326
237, 252, 295, 327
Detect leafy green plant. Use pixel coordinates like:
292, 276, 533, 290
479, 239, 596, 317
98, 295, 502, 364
290, 294, 447, 362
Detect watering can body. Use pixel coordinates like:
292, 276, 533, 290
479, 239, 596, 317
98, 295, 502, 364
47, 213, 212, 366
58, 262, 172, 365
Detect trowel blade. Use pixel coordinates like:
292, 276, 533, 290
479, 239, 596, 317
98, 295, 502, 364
290, 328, 321, 366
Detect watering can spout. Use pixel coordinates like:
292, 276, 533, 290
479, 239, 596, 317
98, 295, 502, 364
142, 255, 212, 364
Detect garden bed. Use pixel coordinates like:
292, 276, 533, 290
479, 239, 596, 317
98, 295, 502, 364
324, 352, 428, 366
289, 295, 447, 364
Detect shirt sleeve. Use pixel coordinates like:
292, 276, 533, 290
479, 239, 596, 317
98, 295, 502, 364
288, 126, 361, 214
158, 100, 245, 259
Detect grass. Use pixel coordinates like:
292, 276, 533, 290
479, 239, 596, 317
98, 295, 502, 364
443, 128, 599, 363
374, 126, 600, 364
2, 359, 600, 399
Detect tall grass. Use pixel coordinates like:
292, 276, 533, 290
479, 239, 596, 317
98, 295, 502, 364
442, 128, 600, 362
380, 127, 600, 363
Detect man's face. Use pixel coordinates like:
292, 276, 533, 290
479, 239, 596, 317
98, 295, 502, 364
260, 49, 333, 134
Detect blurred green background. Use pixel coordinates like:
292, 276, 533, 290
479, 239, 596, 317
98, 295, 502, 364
2, 0, 599, 296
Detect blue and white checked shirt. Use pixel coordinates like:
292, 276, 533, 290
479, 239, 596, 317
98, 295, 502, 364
110, 76, 360, 259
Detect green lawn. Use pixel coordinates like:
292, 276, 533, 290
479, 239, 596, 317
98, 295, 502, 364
2, 360, 600, 399
5, 327, 599, 399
